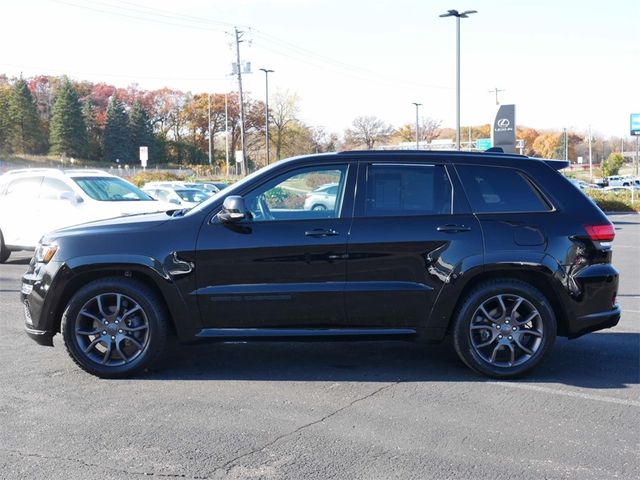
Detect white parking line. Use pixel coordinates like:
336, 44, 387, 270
489, 382, 640, 408
623, 309, 640, 313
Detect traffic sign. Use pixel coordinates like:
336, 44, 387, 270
631, 114, 640, 136
476, 138, 492, 150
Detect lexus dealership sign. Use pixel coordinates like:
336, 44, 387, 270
491, 104, 516, 153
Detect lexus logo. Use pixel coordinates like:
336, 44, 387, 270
497, 118, 510, 128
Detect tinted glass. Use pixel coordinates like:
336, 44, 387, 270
73, 177, 153, 201
364, 164, 451, 217
457, 165, 550, 213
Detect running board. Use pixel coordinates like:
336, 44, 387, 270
195, 327, 417, 339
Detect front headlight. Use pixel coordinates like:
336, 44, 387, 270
34, 244, 58, 263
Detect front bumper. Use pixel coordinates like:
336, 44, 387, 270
21, 260, 66, 347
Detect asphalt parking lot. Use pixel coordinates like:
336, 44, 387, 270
0, 214, 638, 480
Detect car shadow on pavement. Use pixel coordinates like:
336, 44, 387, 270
147, 332, 639, 389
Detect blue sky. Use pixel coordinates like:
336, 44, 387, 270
2, 0, 637, 137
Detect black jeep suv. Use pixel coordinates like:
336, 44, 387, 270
22, 151, 620, 378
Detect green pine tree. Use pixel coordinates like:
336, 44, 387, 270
49, 77, 88, 158
8, 78, 47, 154
0, 85, 11, 153
82, 99, 101, 160
103, 93, 131, 162
129, 101, 155, 164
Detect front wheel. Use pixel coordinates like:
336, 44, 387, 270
61, 277, 169, 378
452, 279, 556, 378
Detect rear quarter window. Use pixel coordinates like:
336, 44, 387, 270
456, 165, 551, 213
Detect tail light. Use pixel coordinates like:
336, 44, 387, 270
584, 224, 615, 242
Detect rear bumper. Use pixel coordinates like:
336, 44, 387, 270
568, 305, 621, 339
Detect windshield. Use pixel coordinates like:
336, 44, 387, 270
175, 189, 209, 203
73, 176, 154, 201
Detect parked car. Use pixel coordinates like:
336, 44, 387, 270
0, 169, 175, 263
568, 179, 603, 190
303, 183, 339, 211
606, 175, 639, 187
143, 186, 210, 207
22, 151, 620, 379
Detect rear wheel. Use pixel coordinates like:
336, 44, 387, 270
312, 204, 327, 211
61, 277, 168, 378
452, 279, 556, 378
0, 230, 10, 263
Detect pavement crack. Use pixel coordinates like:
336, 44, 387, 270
1, 448, 211, 479
215, 380, 403, 475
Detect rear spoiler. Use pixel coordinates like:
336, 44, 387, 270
530, 157, 569, 171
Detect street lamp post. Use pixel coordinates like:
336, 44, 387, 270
259, 68, 274, 164
440, 9, 477, 150
412, 102, 422, 150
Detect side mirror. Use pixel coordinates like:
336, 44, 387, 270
169, 198, 181, 205
218, 195, 247, 223
58, 191, 82, 204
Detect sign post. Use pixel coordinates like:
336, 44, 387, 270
139, 146, 148, 171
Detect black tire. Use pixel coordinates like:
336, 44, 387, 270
0, 230, 10, 264
311, 204, 327, 211
452, 279, 556, 378
61, 277, 169, 378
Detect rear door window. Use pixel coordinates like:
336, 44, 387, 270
364, 164, 452, 217
456, 165, 551, 213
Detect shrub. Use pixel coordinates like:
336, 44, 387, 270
587, 189, 640, 213
129, 171, 184, 187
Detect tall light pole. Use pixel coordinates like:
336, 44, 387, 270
412, 102, 422, 149
260, 68, 274, 164
440, 9, 477, 150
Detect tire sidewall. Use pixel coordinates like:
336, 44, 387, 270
454, 280, 556, 378
61, 278, 167, 378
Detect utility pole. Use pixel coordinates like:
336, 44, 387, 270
234, 27, 248, 175
488, 87, 505, 105
564, 128, 568, 161
588, 124, 593, 181
207, 93, 212, 166
224, 93, 229, 176
260, 68, 274, 164
412, 102, 421, 150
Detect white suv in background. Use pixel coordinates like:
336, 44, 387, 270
0, 169, 175, 262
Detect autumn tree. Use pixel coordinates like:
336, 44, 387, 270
270, 90, 299, 161
49, 77, 88, 158
103, 93, 130, 162
420, 118, 442, 143
517, 127, 540, 156
532, 132, 562, 159
344, 115, 393, 149
8, 78, 47, 153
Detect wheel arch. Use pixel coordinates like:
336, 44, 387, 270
449, 267, 570, 337
50, 263, 192, 340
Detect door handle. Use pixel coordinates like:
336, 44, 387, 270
305, 228, 339, 237
436, 224, 471, 233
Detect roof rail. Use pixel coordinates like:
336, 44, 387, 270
484, 147, 504, 153
63, 169, 109, 175
2, 168, 58, 176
